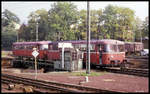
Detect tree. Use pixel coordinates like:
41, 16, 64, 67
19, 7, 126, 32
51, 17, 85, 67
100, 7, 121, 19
100, 5, 135, 41
18, 23, 30, 41
2, 31, 17, 50
48, 2, 79, 41
2, 9, 20, 50
76, 10, 87, 40
19, 9, 50, 41
141, 17, 149, 39
19, 3, 79, 41
76, 9, 103, 40
2, 9, 20, 26
133, 17, 143, 42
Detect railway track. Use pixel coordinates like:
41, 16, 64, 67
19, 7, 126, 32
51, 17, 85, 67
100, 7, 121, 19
126, 56, 148, 59
105, 68, 148, 77
2, 73, 120, 93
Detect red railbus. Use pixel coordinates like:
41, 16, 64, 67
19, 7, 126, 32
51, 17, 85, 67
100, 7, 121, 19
12, 41, 82, 71
12, 41, 51, 59
125, 42, 143, 55
12, 39, 126, 70
63, 39, 126, 67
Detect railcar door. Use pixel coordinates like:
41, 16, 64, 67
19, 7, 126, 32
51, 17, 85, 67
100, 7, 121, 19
97, 44, 103, 65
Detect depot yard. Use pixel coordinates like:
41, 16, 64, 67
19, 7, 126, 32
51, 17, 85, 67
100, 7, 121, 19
2, 67, 148, 93
1, 51, 149, 93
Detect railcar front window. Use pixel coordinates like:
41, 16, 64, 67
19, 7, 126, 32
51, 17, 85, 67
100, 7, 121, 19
105, 44, 117, 52
110, 45, 117, 52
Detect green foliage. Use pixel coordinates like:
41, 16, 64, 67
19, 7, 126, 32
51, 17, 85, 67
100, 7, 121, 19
100, 5, 135, 41
2, 9, 20, 26
76, 9, 103, 40
2, 9, 20, 50
2, 3, 146, 45
19, 9, 50, 41
141, 17, 149, 38
19, 2, 79, 41
48, 2, 79, 41
2, 31, 17, 50
132, 17, 143, 42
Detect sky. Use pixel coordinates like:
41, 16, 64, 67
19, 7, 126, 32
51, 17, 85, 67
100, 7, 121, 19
1, 1, 149, 24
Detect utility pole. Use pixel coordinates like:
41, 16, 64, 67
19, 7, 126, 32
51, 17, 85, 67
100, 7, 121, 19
36, 22, 38, 41
17, 31, 19, 42
86, 1, 90, 74
140, 29, 142, 43
35, 15, 40, 42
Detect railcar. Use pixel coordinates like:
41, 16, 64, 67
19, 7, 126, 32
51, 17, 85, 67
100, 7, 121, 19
12, 39, 128, 71
12, 41, 51, 59
12, 41, 51, 68
12, 41, 82, 71
63, 39, 126, 67
125, 42, 143, 55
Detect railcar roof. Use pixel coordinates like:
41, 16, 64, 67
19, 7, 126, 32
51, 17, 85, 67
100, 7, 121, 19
125, 42, 143, 44
48, 39, 124, 45
96, 39, 124, 44
13, 41, 51, 45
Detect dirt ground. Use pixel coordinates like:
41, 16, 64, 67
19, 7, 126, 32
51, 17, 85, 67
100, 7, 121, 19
2, 68, 149, 93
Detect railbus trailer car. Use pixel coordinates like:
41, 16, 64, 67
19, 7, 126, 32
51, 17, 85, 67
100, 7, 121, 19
125, 42, 144, 55
12, 41, 51, 68
12, 41, 83, 72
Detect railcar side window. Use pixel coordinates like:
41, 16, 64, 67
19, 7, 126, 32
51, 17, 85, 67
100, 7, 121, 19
13, 45, 19, 50
90, 44, 95, 51
49, 45, 53, 50
19, 45, 24, 49
74, 44, 79, 49
97, 44, 106, 52
53, 44, 58, 50
80, 44, 86, 51
118, 45, 125, 52
40, 44, 48, 50
26, 45, 34, 50
14, 45, 24, 50
79, 44, 95, 51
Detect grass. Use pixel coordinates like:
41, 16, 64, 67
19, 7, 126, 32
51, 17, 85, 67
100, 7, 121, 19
71, 71, 107, 76
1, 51, 12, 57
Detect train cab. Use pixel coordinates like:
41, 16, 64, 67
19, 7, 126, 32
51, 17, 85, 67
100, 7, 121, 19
96, 39, 125, 67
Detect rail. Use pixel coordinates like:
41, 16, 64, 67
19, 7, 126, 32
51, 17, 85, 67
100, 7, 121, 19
2, 73, 120, 93
105, 68, 148, 77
